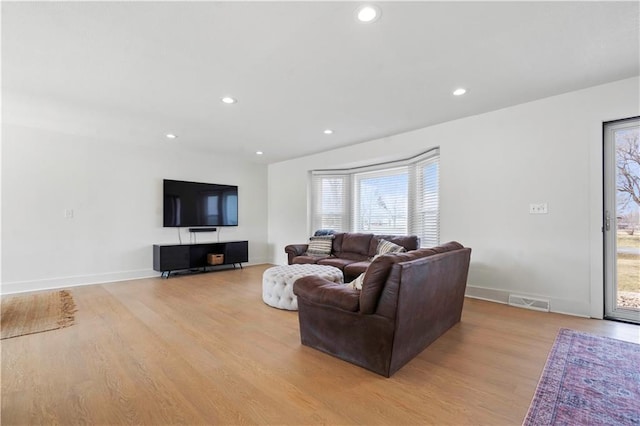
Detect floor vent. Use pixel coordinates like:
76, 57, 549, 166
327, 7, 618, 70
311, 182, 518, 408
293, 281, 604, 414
508, 294, 550, 312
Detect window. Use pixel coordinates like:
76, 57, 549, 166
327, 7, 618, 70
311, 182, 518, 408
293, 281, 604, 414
354, 167, 409, 235
414, 154, 440, 247
310, 174, 349, 232
310, 148, 439, 247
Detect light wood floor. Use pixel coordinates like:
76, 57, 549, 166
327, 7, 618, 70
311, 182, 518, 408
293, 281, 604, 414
2, 264, 639, 425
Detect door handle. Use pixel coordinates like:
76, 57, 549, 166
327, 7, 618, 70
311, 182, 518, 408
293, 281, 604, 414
605, 210, 611, 231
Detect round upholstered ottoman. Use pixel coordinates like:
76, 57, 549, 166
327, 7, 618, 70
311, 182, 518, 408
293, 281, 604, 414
262, 264, 343, 310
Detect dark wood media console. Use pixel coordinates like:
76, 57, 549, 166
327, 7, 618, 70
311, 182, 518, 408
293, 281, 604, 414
153, 241, 248, 278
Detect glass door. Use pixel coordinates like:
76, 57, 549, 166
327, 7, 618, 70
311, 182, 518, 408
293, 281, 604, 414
603, 118, 640, 323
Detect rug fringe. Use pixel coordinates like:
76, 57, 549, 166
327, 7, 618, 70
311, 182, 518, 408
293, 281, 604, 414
57, 290, 77, 328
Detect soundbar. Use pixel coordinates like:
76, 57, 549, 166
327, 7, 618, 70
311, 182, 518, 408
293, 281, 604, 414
188, 227, 217, 233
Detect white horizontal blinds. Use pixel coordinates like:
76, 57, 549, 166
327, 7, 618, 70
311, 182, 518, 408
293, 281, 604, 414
414, 153, 440, 247
310, 173, 349, 233
309, 148, 440, 245
353, 167, 409, 235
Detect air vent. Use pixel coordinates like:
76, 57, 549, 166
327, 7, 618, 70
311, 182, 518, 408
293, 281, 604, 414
508, 294, 550, 312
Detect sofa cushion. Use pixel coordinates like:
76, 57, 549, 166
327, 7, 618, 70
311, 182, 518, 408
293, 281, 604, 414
292, 255, 321, 264
337, 252, 371, 262
344, 261, 371, 279
305, 235, 334, 257
410, 248, 438, 259
359, 255, 397, 314
293, 276, 360, 312
359, 250, 430, 314
317, 257, 358, 270
332, 233, 345, 253
368, 235, 419, 257
432, 241, 464, 253
340, 233, 373, 256
358, 243, 462, 314
388, 251, 421, 263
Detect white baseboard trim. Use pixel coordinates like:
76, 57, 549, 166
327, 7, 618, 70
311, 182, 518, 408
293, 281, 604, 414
0, 269, 160, 295
465, 284, 591, 318
0, 261, 269, 295
465, 285, 510, 305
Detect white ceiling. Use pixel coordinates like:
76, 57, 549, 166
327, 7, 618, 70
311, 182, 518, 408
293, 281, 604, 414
2, 1, 639, 164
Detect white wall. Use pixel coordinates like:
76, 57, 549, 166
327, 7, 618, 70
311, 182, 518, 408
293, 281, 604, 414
268, 77, 639, 318
1, 123, 268, 294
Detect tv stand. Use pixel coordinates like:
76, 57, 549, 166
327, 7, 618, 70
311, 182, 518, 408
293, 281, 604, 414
153, 241, 248, 278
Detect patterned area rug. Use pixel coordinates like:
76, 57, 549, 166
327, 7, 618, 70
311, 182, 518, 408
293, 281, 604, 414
1, 290, 77, 339
524, 328, 640, 425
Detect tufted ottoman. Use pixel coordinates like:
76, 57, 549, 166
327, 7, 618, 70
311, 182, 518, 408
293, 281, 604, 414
262, 264, 343, 310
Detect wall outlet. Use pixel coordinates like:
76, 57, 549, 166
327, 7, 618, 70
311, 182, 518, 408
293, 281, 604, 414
529, 203, 548, 214
64, 209, 74, 219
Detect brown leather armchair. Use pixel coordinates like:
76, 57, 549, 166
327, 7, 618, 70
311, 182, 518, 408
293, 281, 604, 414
293, 242, 471, 377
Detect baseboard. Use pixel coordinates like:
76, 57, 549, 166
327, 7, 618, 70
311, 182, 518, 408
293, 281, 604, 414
0, 260, 269, 295
465, 285, 510, 305
465, 285, 590, 318
0, 269, 159, 295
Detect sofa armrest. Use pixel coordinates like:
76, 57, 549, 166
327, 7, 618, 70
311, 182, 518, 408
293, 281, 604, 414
293, 276, 360, 312
284, 244, 309, 264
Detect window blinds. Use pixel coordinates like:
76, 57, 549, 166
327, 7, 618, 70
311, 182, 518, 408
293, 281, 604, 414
310, 174, 349, 233
413, 154, 440, 247
310, 148, 439, 247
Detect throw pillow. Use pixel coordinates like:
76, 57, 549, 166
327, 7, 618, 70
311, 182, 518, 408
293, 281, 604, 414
346, 272, 366, 290
313, 229, 336, 236
376, 239, 406, 256
305, 235, 334, 257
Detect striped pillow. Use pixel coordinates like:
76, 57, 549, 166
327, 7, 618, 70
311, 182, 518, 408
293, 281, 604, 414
305, 235, 334, 257
376, 239, 406, 256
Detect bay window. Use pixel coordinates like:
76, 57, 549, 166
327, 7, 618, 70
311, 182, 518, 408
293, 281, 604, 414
310, 148, 439, 247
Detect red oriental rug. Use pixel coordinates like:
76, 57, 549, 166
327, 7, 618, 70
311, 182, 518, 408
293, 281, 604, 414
523, 328, 640, 425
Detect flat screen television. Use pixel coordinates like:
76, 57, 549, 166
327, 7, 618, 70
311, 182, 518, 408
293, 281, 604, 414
163, 179, 238, 227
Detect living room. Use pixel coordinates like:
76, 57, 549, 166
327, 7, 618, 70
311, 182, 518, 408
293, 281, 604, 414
2, 1, 639, 425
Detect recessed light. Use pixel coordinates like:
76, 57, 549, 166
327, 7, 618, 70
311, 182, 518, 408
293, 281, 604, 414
256, 151, 263, 155
356, 5, 380, 23
221, 96, 237, 104
323, 129, 334, 135
166, 133, 177, 139
453, 88, 467, 96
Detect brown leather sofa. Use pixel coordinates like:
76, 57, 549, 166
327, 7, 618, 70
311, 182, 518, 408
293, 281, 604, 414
285, 233, 419, 282
292, 241, 471, 377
